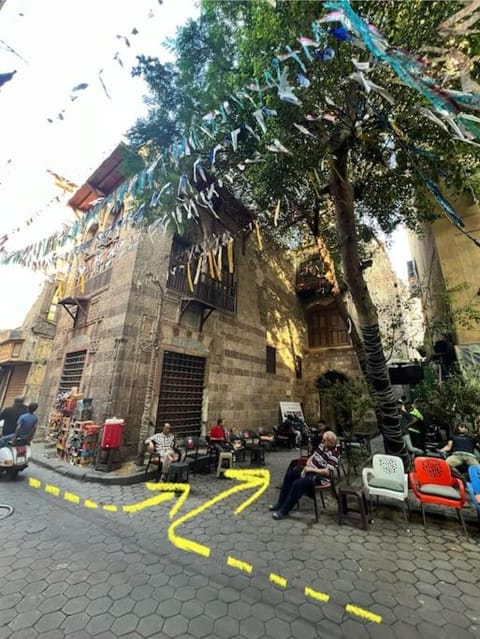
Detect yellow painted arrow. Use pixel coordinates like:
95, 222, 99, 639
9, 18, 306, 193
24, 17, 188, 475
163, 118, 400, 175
167, 468, 270, 558
144, 481, 190, 518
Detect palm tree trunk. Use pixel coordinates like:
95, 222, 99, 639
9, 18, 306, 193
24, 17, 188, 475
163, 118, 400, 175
330, 142, 408, 467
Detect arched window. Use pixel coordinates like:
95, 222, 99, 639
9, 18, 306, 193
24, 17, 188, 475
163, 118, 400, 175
306, 303, 349, 348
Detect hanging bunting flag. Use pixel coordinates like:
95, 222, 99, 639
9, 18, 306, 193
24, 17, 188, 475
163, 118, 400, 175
186, 258, 194, 292
266, 138, 293, 154
293, 123, 317, 138
193, 254, 203, 285
274, 199, 281, 226
277, 66, 302, 106
207, 251, 215, 279
254, 220, 263, 251
227, 238, 234, 274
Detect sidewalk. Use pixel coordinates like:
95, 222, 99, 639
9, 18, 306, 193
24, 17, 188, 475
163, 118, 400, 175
30, 442, 148, 485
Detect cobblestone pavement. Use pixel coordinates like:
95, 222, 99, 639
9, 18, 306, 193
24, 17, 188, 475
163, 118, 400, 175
0, 448, 479, 639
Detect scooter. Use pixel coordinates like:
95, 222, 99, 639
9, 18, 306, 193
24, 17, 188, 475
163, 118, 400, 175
0, 436, 31, 480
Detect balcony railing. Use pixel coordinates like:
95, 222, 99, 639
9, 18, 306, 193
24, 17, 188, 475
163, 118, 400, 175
74, 268, 112, 297
295, 272, 332, 296
167, 270, 236, 314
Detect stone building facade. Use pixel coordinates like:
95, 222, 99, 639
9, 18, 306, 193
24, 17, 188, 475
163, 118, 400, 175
34, 149, 374, 451
36, 147, 410, 451
409, 192, 480, 370
0, 282, 57, 409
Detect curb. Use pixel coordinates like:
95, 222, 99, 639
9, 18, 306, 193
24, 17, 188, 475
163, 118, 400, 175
30, 455, 150, 486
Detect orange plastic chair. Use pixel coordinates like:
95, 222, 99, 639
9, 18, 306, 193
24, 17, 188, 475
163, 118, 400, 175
409, 457, 467, 536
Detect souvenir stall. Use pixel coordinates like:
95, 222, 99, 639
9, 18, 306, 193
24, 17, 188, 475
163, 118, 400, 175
45, 388, 100, 466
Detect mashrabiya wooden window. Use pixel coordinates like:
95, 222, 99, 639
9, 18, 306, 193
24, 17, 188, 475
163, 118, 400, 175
307, 304, 349, 348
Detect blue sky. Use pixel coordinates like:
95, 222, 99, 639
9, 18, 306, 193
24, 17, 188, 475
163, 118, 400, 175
0, 0, 198, 328
0, 0, 410, 329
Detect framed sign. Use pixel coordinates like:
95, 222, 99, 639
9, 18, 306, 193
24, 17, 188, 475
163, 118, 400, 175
279, 401, 305, 422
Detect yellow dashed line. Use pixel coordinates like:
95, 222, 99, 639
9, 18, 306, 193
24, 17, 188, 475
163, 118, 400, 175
345, 604, 382, 624
227, 556, 253, 574
45, 484, 60, 496
269, 573, 287, 588
26, 476, 381, 624
64, 491, 80, 504
305, 586, 330, 602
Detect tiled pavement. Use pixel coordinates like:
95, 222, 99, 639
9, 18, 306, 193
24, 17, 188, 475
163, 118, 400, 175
0, 446, 479, 638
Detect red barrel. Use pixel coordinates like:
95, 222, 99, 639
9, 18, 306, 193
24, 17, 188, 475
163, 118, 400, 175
100, 418, 124, 449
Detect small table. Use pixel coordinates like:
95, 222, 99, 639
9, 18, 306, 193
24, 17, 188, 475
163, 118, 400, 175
167, 462, 190, 483
338, 486, 368, 530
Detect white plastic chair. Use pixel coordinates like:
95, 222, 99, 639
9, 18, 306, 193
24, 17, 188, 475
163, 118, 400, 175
362, 454, 409, 528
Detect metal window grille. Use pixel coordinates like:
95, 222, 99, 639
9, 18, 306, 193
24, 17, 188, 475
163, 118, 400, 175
156, 351, 206, 436
266, 345, 276, 374
58, 351, 87, 394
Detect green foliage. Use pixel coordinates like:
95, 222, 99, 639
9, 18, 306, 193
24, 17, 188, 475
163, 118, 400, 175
127, 0, 478, 251
315, 373, 374, 431
415, 366, 480, 437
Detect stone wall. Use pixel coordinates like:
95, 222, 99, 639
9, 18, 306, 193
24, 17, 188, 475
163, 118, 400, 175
38, 221, 366, 448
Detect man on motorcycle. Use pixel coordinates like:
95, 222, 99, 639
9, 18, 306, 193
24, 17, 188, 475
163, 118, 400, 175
0, 402, 38, 447
0, 397, 28, 437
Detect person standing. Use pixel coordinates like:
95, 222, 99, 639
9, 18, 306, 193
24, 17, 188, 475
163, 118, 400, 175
0, 397, 28, 437
398, 399, 423, 456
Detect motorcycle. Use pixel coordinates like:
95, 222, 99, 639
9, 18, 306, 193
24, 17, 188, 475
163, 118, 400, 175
0, 436, 31, 480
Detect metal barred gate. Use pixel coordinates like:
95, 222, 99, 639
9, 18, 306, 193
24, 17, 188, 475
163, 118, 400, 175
156, 351, 206, 437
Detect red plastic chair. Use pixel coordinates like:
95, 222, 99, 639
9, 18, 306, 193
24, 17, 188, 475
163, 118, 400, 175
409, 457, 467, 536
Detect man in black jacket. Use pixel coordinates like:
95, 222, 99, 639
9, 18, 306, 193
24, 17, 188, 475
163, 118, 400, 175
0, 397, 28, 437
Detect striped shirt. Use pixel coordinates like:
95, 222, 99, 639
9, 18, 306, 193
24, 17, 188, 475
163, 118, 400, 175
311, 443, 340, 474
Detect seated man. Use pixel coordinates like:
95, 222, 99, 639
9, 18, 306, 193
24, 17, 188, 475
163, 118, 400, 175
145, 423, 178, 481
269, 430, 340, 520
0, 402, 38, 447
441, 422, 479, 469
0, 397, 28, 437
276, 416, 298, 449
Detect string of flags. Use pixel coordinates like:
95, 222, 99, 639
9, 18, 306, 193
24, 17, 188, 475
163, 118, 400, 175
1, 0, 479, 273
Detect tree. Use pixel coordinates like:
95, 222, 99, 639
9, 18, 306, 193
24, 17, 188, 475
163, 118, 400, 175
127, 0, 479, 466
415, 366, 480, 438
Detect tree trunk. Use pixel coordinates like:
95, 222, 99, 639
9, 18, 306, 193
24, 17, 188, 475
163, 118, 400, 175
330, 142, 408, 467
